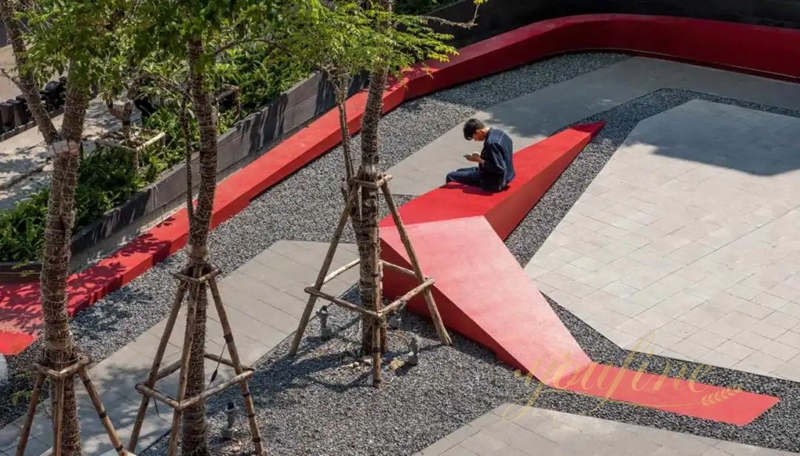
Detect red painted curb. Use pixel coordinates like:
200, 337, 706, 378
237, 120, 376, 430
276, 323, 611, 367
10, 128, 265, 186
3, 14, 800, 355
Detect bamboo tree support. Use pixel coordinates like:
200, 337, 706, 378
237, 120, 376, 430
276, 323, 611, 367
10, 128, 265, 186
15, 357, 128, 456
127, 253, 265, 456
288, 174, 452, 387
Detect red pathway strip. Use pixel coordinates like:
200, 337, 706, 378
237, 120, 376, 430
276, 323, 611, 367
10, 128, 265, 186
3, 14, 800, 355
562, 365, 779, 426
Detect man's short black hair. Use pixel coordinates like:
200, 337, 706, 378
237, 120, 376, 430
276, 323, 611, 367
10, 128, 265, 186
463, 118, 485, 140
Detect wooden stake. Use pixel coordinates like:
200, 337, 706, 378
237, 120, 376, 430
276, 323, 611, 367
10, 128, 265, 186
203, 352, 238, 369
130, 263, 265, 455
209, 277, 265, 455
33, 357, 87, 379
77, 367, 126, 454
16, 361, 126, 456
174, 268, 221, 284
156, 360, 183, 382
129, 281, 187, 452
349, 174, 392, 189
371, 191, 384, 388
372, 321, 381, 386
52, 375, 64, 456
15, 372, 44, 456
289, 183, 359, 356
135, 384, 182, 409
381, 183, 452, 346
176, 370, 254, 410
289, 175, 453, 389
321, 258, 360, 285
167, 269, 201, 456
304, 287, 379, 318
380, 260, 417, 277
380, 278, 435, 316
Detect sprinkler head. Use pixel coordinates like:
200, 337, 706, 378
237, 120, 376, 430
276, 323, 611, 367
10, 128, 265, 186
222, 401, 237, 440
318, 306, 333, 340
407, 335, 420, 366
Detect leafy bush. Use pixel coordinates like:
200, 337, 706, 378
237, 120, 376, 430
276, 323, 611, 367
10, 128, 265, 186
0, 190, 49, 263
0, 148, 143, 263
222, 45, 313, 112
0, 95, 245, 263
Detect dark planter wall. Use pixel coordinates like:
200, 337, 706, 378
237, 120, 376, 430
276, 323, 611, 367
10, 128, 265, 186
432, 0, 800, 47
572, 0, 800, 29
430, 0, 571, 46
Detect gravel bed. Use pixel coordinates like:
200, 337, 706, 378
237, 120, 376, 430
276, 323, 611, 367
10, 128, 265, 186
5, 53, 799, 456
0, 52, 630, 428
142, 89, 800, 456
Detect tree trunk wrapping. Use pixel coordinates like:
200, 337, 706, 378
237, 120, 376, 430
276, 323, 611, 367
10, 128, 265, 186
180, 102, 194, 222
181, 35, 216, 456
356, 65, 389, 355
39, 76, 90, 456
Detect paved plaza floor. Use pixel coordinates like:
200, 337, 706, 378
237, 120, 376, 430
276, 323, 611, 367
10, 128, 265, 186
414, 405, 798, 456
4, 55, 800, 454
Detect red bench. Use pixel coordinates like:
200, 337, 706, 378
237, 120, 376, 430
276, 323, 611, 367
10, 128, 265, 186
379, 124, 779, 425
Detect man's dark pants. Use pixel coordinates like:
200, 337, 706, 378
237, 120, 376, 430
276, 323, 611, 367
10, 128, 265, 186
446, 167, 481, 187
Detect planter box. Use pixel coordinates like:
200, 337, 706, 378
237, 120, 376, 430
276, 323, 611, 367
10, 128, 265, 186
95, 128, 166, 154
0, 262, 41, 284
65, 72, 368, 263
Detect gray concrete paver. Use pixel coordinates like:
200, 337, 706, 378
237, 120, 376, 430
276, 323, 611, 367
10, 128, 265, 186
419, 406, 797, 456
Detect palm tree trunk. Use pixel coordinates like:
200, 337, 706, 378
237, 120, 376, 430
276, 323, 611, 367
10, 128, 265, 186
181, 35, 216, 456
356, 65, 389, 355
39, 75, 90, 456
0, 0, 58, 144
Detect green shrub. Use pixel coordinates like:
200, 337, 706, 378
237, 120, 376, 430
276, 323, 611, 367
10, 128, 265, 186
222, 45, 313, 112
0, 190, 49, 263
0, 147, 145, 263
0, 94, 249, 263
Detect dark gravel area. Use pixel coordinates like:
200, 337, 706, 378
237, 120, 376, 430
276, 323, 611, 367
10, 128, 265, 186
0, 52, 630, 429
144, 89, 800, 455
5, 53, 800, 456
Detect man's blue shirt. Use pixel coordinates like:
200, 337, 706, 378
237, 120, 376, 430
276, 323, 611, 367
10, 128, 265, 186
479, 128, 515, 192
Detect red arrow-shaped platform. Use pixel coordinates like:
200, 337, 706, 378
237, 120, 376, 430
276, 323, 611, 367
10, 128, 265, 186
380, 123, 779, 425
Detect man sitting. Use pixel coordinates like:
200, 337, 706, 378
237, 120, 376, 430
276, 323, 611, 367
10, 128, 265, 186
446, 119, 515, 193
